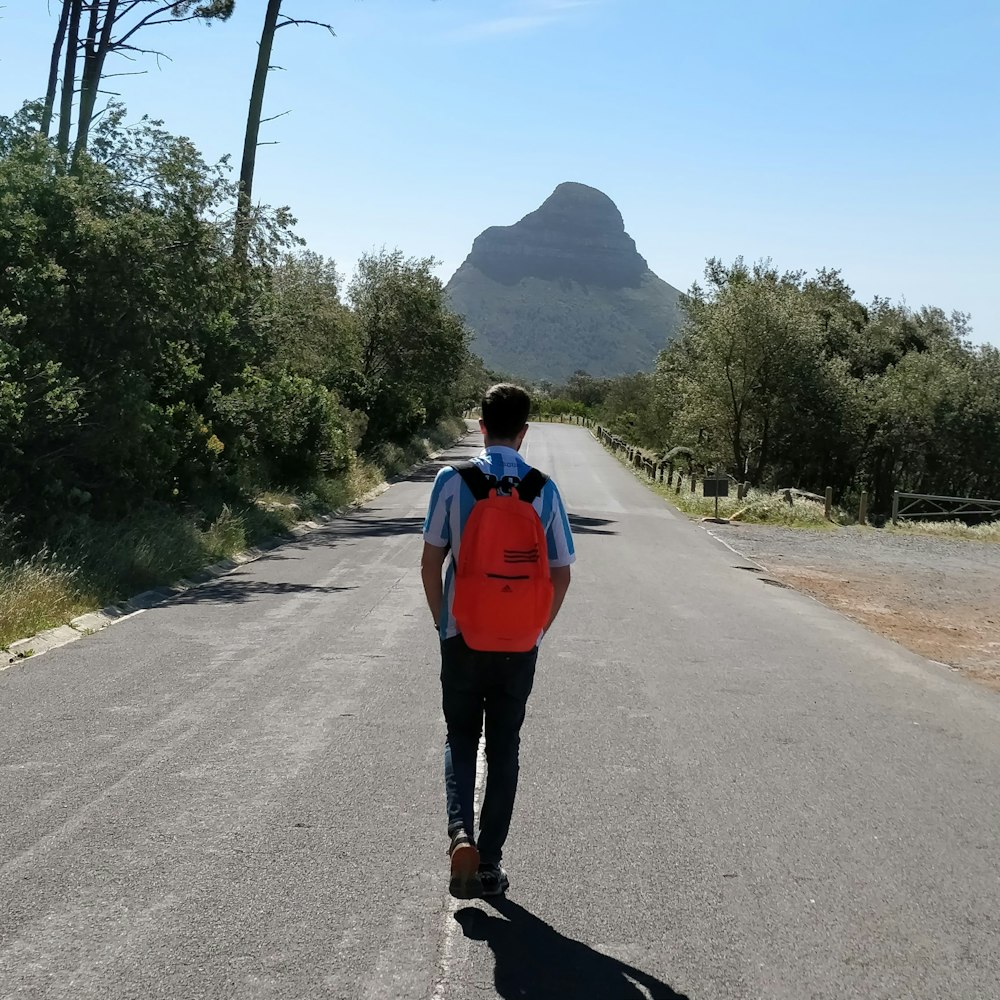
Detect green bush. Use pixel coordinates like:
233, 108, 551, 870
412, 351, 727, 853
210, 367, 352, 487
533, 397, 587, 419
0, 112, 474, 647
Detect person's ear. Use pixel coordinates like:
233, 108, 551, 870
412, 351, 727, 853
516, 424, 528, 447
479, 418, 486, 436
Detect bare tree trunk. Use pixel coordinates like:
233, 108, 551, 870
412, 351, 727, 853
755, 418, 772, 485
41, 0, 72, 138
74, 0, 119, 168
234, 0, 282, 261
56, 0, 84, 158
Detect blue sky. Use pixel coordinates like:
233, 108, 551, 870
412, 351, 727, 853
2, 0, 998, 345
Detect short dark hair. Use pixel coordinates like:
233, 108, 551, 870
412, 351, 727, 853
481, 383, 531, 440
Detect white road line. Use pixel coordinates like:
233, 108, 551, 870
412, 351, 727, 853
430, 734, 487, 1000
703, 526, 769, 572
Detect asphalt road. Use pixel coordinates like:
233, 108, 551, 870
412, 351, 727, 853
2, 423, 999, 1000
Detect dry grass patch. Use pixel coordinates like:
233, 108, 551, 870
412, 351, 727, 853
890, 520, 1000, 543
0, 555, 95, 650
666, 487, 836, 528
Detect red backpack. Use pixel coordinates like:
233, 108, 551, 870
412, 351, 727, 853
450, 462, 553, 653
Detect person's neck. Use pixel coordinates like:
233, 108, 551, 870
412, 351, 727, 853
483, 438, 520, 452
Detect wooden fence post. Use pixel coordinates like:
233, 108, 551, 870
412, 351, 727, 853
825, 487, 833, 521
891, 490, 900, 525
859, 491, 868, 525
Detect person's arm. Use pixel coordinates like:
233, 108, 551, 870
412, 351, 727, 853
421, 542, 448, 630
546, 564, 571, 631
421, 467, 453, 631
543, 479, 575, 633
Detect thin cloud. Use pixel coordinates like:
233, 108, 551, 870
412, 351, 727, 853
449, 0, 598, 42
453, 14, 558, 40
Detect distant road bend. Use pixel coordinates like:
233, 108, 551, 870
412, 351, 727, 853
2, 423, 999, 1000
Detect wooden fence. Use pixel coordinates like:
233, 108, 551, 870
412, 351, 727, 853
528, 413, 852, 517
543, 417, 1000, 527
891, 490, 1000, 525
588, 421, 744, 497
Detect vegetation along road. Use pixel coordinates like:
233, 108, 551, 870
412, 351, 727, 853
2, 423, 999, 1000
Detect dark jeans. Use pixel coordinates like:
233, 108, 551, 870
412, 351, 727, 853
441, 634, 538, 865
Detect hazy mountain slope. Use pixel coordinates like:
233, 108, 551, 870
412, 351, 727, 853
446, 182, 683, 380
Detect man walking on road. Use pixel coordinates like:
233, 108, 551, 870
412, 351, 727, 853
422, 384, 575, 899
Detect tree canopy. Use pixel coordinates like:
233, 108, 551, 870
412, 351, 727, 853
542, 259, 1000, 515
0, 111, 472, 546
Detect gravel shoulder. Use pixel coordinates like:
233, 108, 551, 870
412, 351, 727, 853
711, 523, 1000, 689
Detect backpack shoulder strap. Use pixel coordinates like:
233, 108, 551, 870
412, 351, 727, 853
516, 468, 549, 504
450, 462, 492, 502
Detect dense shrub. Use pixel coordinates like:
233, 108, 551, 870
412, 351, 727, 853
0, 112, 472, 557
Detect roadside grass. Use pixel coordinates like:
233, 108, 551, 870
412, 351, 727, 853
0, 503, 295, 650
593, 432, 839, 529
0, 555, 92, 650
365, 416, 466, 480
656, 483, 838, 529
1, 418, 467, 651
593, 428, 1000, 541
889, 519, 1000, 543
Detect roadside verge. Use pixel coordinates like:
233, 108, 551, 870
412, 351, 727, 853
2, 432, 468, 671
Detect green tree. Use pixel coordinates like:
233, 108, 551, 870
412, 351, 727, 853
347, 250, 470, 449
670, 258, 827, 482
0, 121, 251, 528
267, 252, 359, 382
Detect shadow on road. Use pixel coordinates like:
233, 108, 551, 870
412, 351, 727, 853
170, 579, 357, 605
455, 898, 690, 999
284, 513, 615, 551
391, 464, 446, 485
300, 515, 426, 546
568, 514, 618, 536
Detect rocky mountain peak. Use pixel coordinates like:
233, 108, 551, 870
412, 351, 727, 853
462, 181, 649, 289
446, 182, 682, 379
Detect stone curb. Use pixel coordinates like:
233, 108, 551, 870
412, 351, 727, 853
0, 435, 467, 672
6, 626, 81, 662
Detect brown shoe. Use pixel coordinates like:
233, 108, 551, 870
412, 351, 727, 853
448, 831, 482, 899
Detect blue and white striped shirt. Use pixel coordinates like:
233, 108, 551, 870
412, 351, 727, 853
423, 446, 575, 640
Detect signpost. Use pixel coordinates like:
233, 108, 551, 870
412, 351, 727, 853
702, 472, 730, 520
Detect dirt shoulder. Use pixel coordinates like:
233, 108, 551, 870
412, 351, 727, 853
712, 523, 1000, 690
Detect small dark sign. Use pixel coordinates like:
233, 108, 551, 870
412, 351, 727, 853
702, 476, 730, 498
